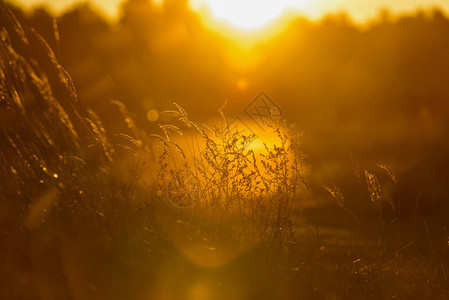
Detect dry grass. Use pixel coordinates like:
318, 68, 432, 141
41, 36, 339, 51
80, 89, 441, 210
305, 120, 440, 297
151, 102, 306, 255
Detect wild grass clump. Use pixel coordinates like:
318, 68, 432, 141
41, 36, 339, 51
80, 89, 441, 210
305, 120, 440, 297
0, 3, 109, 204
152, 102, 307, 260
0, 3, 150, 219
0, 5, 152, 298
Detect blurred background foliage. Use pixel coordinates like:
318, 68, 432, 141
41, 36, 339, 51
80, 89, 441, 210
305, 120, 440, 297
4, 0, 449, 220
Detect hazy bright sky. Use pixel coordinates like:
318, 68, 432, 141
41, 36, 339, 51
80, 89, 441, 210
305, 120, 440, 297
12, 0, 449, 23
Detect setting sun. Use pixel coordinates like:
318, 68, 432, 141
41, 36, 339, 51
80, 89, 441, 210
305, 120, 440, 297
202, 0, 300, 30
189, 0, 309, 30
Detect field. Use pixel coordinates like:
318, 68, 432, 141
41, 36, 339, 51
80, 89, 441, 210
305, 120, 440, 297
1, 2, 449, 299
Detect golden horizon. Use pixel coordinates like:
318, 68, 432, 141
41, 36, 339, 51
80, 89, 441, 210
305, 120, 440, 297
10, 0, 449, 25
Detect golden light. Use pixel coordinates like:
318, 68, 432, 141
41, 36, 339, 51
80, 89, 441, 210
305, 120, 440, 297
190, 0, 308, 44
205, 0, 295, 30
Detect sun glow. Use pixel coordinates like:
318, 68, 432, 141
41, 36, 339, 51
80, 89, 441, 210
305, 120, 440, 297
191, 0, 308, 31
207, 0, 291, 30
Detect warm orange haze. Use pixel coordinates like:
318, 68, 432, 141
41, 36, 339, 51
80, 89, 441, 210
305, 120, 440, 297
1, 0, 449, 299
14, 0, 449, 23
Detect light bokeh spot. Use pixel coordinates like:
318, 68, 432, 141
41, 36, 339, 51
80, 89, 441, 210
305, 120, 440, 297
147, 109, 159, 122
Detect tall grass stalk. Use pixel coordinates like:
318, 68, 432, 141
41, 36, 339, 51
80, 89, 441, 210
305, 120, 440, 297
152, 102, 307, 260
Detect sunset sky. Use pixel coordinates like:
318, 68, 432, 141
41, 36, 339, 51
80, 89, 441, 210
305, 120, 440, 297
13, 0, 449, 24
